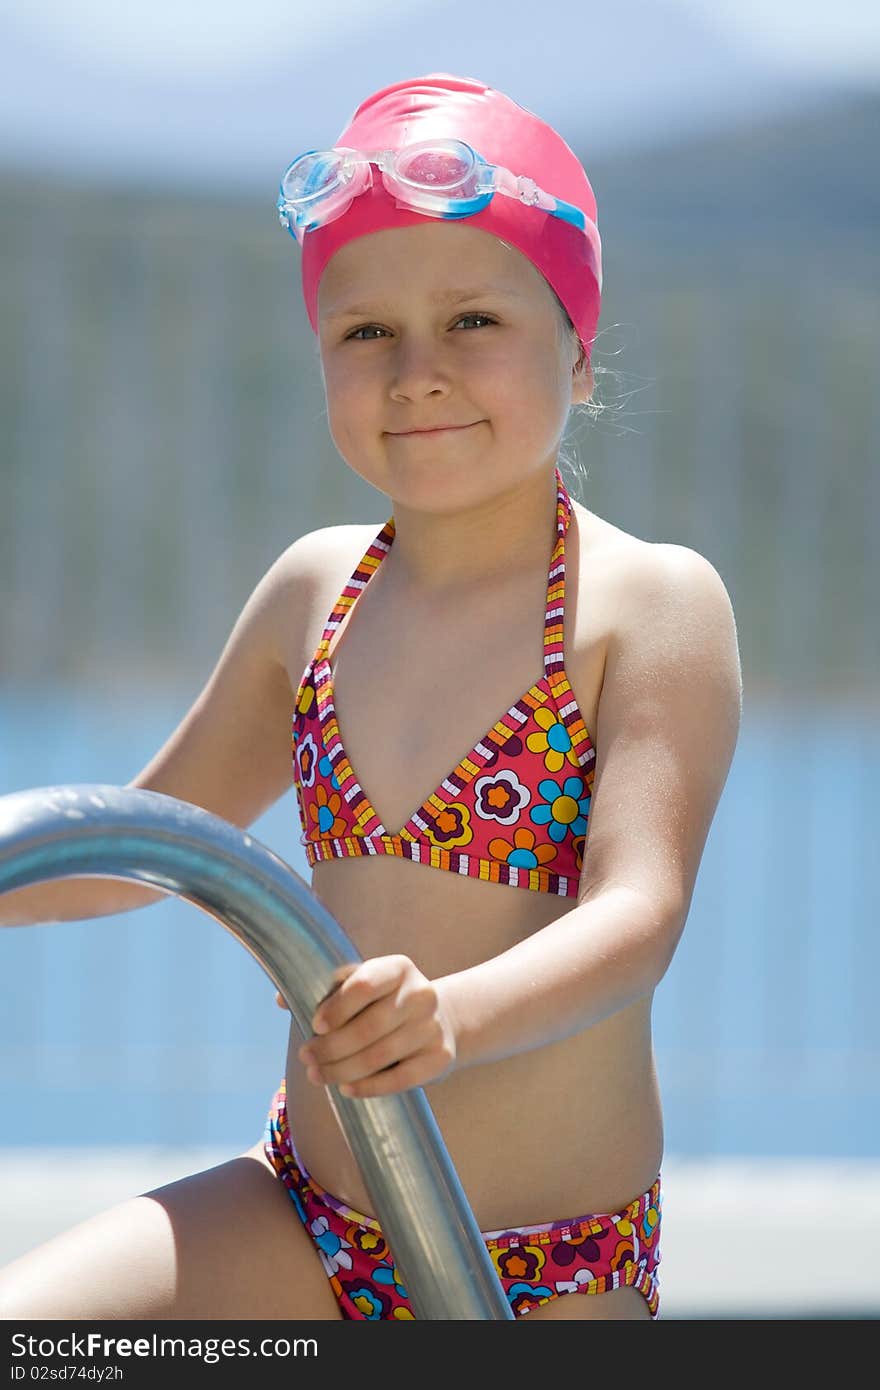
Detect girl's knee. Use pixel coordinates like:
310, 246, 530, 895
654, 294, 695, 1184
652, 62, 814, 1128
0, 1193, 178, 1320
0, 1152, 341, 1321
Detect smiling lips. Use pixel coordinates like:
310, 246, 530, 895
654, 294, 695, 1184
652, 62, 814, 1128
391, 422, 480, 436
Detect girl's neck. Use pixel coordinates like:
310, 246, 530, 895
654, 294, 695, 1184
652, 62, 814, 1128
382, 466, 563, 600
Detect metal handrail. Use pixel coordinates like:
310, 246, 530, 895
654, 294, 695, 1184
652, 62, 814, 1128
0, 783, 514, 1320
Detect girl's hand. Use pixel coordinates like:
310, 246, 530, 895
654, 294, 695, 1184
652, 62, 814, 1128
294, 954, 458, 1099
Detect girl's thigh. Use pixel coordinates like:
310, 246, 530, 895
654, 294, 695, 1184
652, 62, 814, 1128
0, 1141, 342, 1321
526, 1283, 652, 1320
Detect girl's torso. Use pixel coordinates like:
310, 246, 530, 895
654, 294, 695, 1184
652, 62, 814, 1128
275, 480, 663, 1229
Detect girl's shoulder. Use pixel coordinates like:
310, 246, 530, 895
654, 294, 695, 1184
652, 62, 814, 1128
270, 522, 385, 680
568, 499, 736, 700
570, 496, 729, 604
270, 522, 381, 600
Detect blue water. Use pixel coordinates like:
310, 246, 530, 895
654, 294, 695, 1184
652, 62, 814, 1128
1, 689, 877, 1158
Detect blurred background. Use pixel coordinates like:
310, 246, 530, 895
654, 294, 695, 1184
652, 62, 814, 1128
1, 0, 878, 1318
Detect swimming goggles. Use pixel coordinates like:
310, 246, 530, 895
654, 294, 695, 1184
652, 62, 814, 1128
277, 139, 598, 262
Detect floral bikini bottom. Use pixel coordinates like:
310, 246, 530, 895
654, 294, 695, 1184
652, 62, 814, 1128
263, 1080, 662, 1320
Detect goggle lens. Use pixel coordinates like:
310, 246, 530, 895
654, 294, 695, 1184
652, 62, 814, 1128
281, 151, 344, 208
394, 142, 476, 192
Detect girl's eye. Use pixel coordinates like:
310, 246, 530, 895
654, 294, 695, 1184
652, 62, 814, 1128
346, 325, 387, 341
346, 313, 496, 342
454, 313, 496, 330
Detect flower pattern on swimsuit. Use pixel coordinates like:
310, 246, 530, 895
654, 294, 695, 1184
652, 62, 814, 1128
291, 467, 597, 896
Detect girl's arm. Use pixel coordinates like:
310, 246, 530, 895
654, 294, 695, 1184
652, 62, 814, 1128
298, 545, 743, 1095
0, 530, 325, 927
438, 543, 743, 1068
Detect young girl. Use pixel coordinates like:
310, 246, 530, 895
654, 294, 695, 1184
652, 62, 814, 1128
0, 73, 742, 1321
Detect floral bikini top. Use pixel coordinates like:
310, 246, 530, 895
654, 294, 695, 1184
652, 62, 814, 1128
291, 466, 596, 897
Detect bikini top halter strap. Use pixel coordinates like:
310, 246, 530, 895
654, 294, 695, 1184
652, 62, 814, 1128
315, 465, 574, 684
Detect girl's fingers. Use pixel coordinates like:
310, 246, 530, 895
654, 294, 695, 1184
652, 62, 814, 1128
300, 991, 413, 1068
294, 956, 455, 1096
305, 1017, 450, 1089
312, 956, 410, 1034
304, 1019, 429, 1087
338, 1051, 447, 1099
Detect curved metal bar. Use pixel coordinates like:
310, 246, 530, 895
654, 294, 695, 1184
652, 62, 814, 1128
0, 783, 514, 1320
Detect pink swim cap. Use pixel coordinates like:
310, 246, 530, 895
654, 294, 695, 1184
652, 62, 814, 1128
299, 73, 602, 364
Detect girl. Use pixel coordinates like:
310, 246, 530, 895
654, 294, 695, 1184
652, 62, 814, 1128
0, 73, 742, 1321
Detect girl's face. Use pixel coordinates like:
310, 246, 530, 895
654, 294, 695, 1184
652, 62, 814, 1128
316, 220, 592, 512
